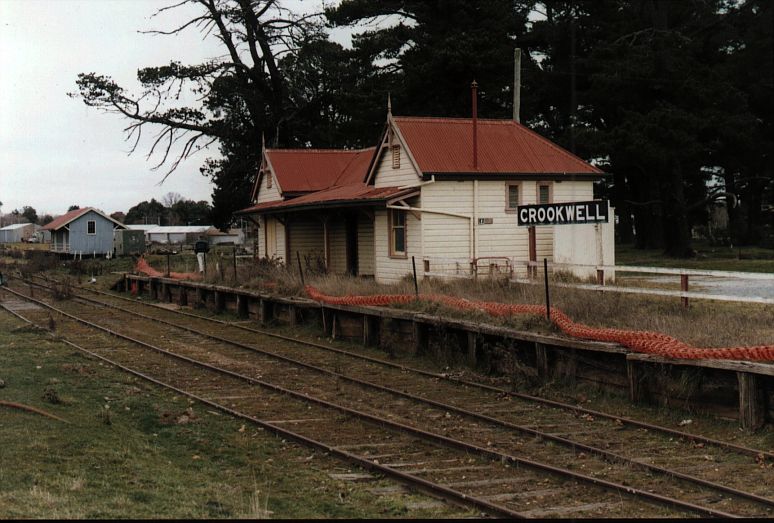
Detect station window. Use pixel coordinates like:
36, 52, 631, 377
389, 209, 407, 257
537, 183, 552, 204
87, 220, 96, 235
505, 183, 521, 213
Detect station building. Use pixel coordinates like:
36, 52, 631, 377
237, 108, 613, 284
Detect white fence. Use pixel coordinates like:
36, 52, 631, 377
421, 256, 774, 306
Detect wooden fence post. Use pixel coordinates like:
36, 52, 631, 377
260, 298, 273, 325
363, 315, 380, 346
535, 342, 549, 380
681, 274, 689, 308
466, 332, 478, 367
413, 321, 428, 355
178, 287, 188, 307
738, 372, 765, 431
236, 294, 249, 319
627, 360, 645, 403
214, 290, 225, 313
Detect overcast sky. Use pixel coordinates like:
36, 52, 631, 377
0, 0, 332, 218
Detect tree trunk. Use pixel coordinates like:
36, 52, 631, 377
631, 172, 664, 249
662, 160, 693, 257
614, 171, 634, 243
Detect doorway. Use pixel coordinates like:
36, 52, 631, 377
345, 215, 358, 276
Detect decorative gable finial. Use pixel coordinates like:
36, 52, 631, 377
387, 93, 392, 117
261, 132, 266, 152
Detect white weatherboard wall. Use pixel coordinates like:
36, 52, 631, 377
256, 218, 264, 257
417, 179, 594, 276
328, 219, 347, 274
421, 181, 473, 262
258, 216, 286, 262
289, 217, 325, 268
256, 169, 282, 203
373, 143, 421, 188
553, 203, 615, 282
474, 181, 525, 265
373, 207, 421, 284
529, 181, 594, 263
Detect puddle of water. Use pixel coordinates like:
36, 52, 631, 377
618, 274, 774, 299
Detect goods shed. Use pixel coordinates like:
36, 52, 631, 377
0, 223, 36, 243
43, 207, 127, 256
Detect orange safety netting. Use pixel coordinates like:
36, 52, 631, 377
135, 257, 202, 281
305, 286, 774, 361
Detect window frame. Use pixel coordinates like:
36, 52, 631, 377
388, 209, 407, 258
86, 220, 96, 235
537, 182, 553, 205
504, 182, 522, 214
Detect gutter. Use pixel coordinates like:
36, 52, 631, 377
422, 172, 608, 182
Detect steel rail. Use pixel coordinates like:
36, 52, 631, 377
33, 274, 774, 461
0, 301, 506, 519
1, 285, 736, 519
18, 278, 774, 510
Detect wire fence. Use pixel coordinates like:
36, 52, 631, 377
421, 256, 774, 306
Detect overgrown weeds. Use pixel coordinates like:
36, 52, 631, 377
50, 279, 73, 301
137, 254, 773, 348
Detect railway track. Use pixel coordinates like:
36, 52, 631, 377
2, 277, 773, 518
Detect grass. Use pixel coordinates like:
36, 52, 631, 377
4, 245, 772, 349
0, 310, 472, 519
229, 267, 774, 349
616, 241, 774, 273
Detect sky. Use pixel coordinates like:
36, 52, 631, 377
0, 0, 335, 218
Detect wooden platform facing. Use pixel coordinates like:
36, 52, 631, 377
121, 273, 773, 431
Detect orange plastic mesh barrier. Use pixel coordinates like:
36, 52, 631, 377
135, 257, 202, 281
305, 286, 774, 361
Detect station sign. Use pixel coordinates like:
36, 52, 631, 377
517, 200, 608, 226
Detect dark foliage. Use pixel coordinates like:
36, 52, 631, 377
72, 0, 773, 254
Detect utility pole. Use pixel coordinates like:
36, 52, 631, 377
569, 1, 577, 153
513, 49, 521, 123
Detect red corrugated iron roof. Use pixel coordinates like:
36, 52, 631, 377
392, 117, 603, 175
238, 185, 412, 214
42, 207, 126, 231
265, 147, 375, 193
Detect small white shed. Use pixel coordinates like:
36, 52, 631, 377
147, 225, 215, 244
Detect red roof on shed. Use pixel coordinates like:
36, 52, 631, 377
266, 147, 375, 193
392, 117, 603, 175
42, 207, 126, 231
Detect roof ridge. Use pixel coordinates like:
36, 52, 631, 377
267, 147, 375, 154
393, 116, 517, 124
332, 148, 374, 186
